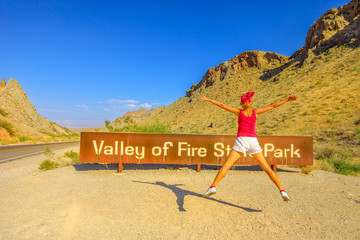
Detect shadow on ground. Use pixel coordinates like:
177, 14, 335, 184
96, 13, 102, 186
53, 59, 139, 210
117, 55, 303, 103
73, 163, 298, 173
132, 180, 263, 213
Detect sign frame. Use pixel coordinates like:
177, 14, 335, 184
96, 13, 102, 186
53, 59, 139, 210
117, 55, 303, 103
80, 132, 313, 172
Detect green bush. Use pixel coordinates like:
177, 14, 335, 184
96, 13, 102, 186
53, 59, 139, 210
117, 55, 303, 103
0, 119, 15, 135
18, 136, 31, 142
324, 158, 360, 175
0, 108, 8, 117
38, 159, 60, 170
107, 117, 172, 134
356, 127, 360, 140
44, 148, 55, 158
65, 150, 80, 164
138, 119, 172, 133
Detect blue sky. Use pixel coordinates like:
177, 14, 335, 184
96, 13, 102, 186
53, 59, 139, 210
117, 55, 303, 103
1, 0, 350, 128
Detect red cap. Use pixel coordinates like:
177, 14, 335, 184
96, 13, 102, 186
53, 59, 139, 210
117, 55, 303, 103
241, 92, 254, 103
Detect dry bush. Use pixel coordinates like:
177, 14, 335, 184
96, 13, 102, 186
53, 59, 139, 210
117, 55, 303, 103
301, 160, 335, 174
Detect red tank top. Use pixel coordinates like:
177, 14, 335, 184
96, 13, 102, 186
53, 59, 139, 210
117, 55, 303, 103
237, 109, 257, 137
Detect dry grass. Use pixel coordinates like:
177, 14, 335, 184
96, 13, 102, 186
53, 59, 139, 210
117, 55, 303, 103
301, 160, 335, 175
38, 149, 80, 171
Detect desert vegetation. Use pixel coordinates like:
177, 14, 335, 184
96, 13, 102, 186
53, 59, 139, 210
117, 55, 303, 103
38, 148, 80, 171
0, 107, 8, 117
0, 119, 15, 136
106, 117, 172, 134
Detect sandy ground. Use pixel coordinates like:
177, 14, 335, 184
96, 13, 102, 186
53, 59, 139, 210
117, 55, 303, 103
0, 147, 359, 240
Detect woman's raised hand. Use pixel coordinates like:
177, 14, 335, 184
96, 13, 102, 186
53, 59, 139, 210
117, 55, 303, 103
200, 94, 209, 101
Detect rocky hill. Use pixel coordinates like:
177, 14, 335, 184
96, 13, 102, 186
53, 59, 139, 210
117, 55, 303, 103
0, 78, 73, 144
110, 0, 360, 161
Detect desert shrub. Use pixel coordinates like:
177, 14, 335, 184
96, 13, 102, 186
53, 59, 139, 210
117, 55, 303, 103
105, 120, 111, 126
0, 108, 8, 117
315, 144, 354, 160
18, 136, 31, 142
138, 119, 172, 133
301, 160, 335, 175
107, 117, 172, 134
39, 131, 54, 137
105, 119, 115, 132
38, 159, 60, 170
0, 119, 15, 135
64, 150, 80, 164
325, 158, 360, 175
301, 165, 315, 175
44, 148, 55, 158
314, 144, 359, 175
356, 127, 360, 140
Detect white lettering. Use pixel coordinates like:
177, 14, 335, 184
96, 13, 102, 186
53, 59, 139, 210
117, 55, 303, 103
178, 142, 187, 156
163, 142, 173, 156
264, 143, 274, 157
120, 141, 124, 155
152, 146, 162, 156
93, 140, 104, 155
104, 146, 113, 155
178, 142, 208, 157
274, 149, 282, 158
125, 146, 134, 155
291, 144, 301, 158
226, 145, 232, 156
264, 143, 301, 158
115, 141, 118, 155
136, 146, 145, 159
214, 143, 224, 157
198, 148, 207, 157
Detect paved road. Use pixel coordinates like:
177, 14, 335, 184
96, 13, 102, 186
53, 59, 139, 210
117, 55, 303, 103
0, 142, 80, 163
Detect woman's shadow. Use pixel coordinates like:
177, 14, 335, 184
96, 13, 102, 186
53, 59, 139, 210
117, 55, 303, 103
132, 180, 262, 212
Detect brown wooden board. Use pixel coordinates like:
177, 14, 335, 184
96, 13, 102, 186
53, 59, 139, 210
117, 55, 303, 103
80, 132, 313, 166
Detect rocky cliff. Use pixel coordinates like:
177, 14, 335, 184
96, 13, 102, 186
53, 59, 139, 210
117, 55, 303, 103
292, 0, 360, 61
0, 78, 72, 142
186, 51, 287, 97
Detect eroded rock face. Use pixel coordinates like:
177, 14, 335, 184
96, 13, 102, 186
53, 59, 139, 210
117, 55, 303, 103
292, 0, 360, 59
0, 79, 6, 91
0, 78, 71, 137
186, 51, 287, 97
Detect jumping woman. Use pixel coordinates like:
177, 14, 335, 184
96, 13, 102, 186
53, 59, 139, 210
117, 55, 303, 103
201, 92, 299, 201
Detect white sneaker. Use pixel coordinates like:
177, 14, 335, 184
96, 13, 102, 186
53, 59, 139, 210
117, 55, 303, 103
280, 190, 290, 201
203, 187, 216, 198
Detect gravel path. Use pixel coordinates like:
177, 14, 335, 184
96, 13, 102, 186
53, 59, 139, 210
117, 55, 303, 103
0, 147, 359, 239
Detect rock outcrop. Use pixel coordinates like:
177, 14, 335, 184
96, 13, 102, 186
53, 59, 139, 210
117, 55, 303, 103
186, 51, 287, 97
122, 108, 152, 119
0, 78, 71, 139
0, 79, 6, 91
292, 0, 360, 60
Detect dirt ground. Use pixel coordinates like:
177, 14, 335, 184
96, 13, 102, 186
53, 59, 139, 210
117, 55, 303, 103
0, 147, 359, 240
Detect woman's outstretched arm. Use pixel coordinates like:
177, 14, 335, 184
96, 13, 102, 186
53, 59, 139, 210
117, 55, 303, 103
200, 94, 240, 115
255, 95, 299, 115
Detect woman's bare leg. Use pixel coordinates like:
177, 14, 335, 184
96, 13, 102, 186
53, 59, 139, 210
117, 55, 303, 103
211, 150, 242, 187
252, 152, 283, 191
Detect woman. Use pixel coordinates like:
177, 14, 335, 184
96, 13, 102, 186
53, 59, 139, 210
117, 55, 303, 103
201, 92, 299, 201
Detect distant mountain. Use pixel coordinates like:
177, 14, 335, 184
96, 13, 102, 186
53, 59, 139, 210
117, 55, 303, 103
0, 78, 73, 143
111, 0, 360, 159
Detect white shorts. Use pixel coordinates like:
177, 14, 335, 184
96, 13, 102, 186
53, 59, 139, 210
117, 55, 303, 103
232, 137, 263, 155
